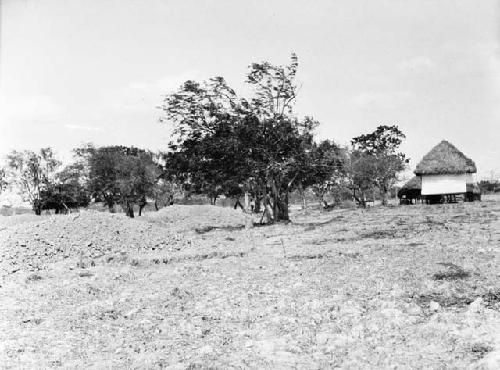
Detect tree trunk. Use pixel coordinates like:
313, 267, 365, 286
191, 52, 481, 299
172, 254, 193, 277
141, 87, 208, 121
381, 191, 389, 206
270, 180, 289, 222
138, 196, 146, 216
126, 202, 135, 218
263, 195, 274, 223
270, 181, 279, 222
380, 186, 389, 206
244, 192, 249, 211
352, 188, 366, 208
154, 200, 159, 211
234, 198, 244, 210
33, 201, 42, 216
298, 183, 306, 210
282, 192, 289, 220
254, 192, 261, 213
106, 198, 115, 213
317, 192, 326, 210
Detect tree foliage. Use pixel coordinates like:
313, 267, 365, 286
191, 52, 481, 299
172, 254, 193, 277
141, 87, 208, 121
159, 54, 341, 221
4, 148, 61, 214
39, 183, 90, 213
350, 125, 408, 206
306, 140, 349, 206
0, 168, 7, 193
79, 145, 160, 217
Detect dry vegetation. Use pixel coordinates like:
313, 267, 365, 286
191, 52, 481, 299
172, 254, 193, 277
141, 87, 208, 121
1, 197, 500, 369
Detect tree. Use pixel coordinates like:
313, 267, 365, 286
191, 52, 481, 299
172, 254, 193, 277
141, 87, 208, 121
163, 114, 249, 205
0, 168, 7, 193
246, 53, 298, 117
350, 125, 408, 206
38, 183, 90, 214
160, 53, 322, 222
80, 145, 160, 217
4, 148, 61, 214
116, 151, 160, 217
478, 179, 500, 194
304, 140, 349, 208
159, 77, 239, 144
247, 114, 317, 221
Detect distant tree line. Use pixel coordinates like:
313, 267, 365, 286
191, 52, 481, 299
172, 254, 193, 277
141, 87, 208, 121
0, 54, 408, 220
478, 180, 500, 194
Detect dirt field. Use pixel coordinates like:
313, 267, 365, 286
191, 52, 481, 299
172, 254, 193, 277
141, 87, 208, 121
1, 197, 500, 369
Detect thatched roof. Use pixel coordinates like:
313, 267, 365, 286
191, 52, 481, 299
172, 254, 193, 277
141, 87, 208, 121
401, 176, 421, 190
414, 140, 476, 175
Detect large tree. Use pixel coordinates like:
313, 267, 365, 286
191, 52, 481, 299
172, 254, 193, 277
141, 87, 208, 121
160, 54, 333, 222
350, 125, 408, 206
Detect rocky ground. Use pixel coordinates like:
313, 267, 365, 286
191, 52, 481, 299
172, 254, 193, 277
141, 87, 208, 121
1, 199, 500, 369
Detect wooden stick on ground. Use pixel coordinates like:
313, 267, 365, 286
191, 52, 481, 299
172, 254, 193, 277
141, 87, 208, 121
280, 238, 287, 259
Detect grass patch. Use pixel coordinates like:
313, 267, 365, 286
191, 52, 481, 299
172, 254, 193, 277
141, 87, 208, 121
416, 293, 474, 308
432, 263, 470, 281
407, 242, 424, 247
470, 343, 494, 358
361, 229, 400, 239
195, 225, 245, 234
25, 273, 43, 282
482, 290, 500, 308
309, 238, 329, 245
287, 253, 327, 260
78, 271, 94, 278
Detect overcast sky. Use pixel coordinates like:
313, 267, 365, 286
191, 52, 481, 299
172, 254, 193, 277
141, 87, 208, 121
1, 0, 499, 179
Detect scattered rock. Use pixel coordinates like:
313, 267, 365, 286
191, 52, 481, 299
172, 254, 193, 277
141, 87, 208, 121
25, 273, 42, 282
477, 350, 500, 370
407, 304, 423, 316
78, 271, 93, 278
198, 345, 213, 356
468, 298, 484, 314
429, 301, 441, 312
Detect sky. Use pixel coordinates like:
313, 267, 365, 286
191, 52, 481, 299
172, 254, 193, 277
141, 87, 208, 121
1, 0, 499, 180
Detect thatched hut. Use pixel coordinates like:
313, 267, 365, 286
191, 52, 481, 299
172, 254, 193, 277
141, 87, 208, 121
414, 140, 479, 203
397, 176, 421, 204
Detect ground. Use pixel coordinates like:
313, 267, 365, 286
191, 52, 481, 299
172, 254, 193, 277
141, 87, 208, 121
1, 197, 500, 369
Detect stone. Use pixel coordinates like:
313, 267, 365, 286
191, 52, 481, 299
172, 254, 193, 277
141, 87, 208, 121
468, 297, 484, 314
407, 305, 423, 316
198, 345, 213, 356
429, 301, 441, 312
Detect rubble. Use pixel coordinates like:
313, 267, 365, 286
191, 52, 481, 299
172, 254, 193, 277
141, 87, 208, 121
0, 198, 499, 368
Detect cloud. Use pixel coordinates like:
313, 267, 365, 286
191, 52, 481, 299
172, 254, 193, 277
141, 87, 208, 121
130, 71, 200, 94
65, 124, 102, 131
111, 70, 200, 112
398, 56, 437, 73
0, 94, 64, 123
350, 90, 414, 109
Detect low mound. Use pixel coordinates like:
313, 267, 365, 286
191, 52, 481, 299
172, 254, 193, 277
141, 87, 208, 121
0, 211, 185, 278
0, 206, 249, 279
143, 205, 249, 232
0, 213, 45, 228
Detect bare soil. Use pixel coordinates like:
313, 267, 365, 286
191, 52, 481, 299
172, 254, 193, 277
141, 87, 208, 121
1, 199, 500, 369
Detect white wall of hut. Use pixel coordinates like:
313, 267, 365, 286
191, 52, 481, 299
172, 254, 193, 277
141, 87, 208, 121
421, 174, 468, 195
